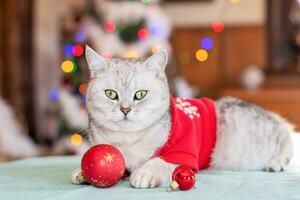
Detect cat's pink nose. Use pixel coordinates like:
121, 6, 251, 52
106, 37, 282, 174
120, 107, 131, 115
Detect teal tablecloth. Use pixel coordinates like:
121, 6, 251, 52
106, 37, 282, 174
0, 156, 299, 200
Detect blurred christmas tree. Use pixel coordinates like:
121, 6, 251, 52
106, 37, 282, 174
45, 0, 172, 154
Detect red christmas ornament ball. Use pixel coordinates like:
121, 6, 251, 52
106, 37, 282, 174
171, 165, 196, 190
81, 144, 125, 188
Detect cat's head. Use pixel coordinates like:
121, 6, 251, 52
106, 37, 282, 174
85, 46, 170, 132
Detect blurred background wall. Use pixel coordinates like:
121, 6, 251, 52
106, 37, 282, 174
0, 0, 34, 137
165, 0, 265, 26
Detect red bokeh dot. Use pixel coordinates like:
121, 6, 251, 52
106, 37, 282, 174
104, 21, 116, 33
212, 22, 224, 33
72, 45, 84, 57
137, 28, 149, 40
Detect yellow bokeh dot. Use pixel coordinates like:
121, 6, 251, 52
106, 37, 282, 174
61, 60, 74, 73
70, 133, 83, 146
195, 49, 208, 62
151, 46, 160, 54
228, 0, 239, 4
126, 51, 138, 59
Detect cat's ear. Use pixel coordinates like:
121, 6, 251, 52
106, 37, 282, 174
144, 49, 168, 73
85, 45, 108, 78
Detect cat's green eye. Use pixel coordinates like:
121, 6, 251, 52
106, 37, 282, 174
134, 90, 147, 100
105, 89, 118, 100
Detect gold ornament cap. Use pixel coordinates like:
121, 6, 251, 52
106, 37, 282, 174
166, 181, 179, 192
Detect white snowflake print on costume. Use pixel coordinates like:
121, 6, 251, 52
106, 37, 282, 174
175, 97, 201, 119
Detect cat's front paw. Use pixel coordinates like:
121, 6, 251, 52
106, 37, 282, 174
71, 168, 86, 185
130, 168, 161, 189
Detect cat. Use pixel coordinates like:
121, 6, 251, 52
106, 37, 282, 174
72, 45, 294, 189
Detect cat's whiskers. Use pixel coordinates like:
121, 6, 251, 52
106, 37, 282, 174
74, 113, 114, 139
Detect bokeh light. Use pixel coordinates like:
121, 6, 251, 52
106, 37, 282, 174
212, 21, 225, 33
126, 51, 138, 59
70, 133, 83, 146
48, 89, 60, 102
138, 28, 149, 40
64, 44, 73, 57
195, 49, 208, 62
82, 95, 87, 104
72, 45, 84, 57
61, 60, 75, 73
201, 37, 214, 50
72, 63, 78, 73
151, 26, 161, 37
228, 0, 239, 4
151, 45, 161, 54
79, 83, 87, 95
104, 21, 116, 33
142, 0, 151, 3
74, 30, 87, 43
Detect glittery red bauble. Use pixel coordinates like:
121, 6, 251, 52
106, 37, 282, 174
172, 165, 196, 190
81, 144, 125, 188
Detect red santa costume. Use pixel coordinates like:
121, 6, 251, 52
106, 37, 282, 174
153, 96, 217, 172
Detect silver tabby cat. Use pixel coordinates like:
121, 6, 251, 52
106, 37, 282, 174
72, 46, 293, 188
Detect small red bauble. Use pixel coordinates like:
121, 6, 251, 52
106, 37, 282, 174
81, 144, 125, 188
167, 165, 196, 192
